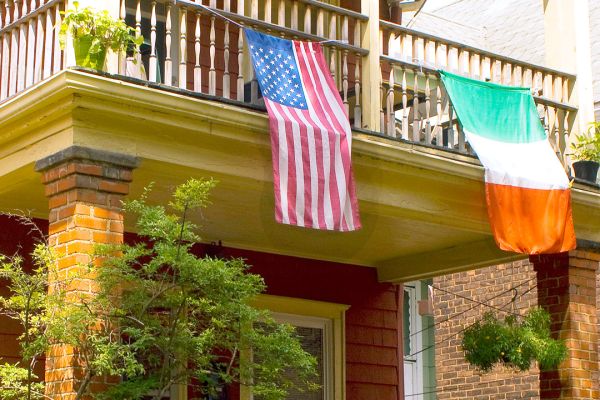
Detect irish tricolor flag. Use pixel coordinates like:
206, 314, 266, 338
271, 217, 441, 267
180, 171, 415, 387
440, 71, 576, 254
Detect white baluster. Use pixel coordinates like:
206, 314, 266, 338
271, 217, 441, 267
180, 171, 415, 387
425, 73, 431, 144
1, 1, 11, 99
193, 9, 201, 91
379, 62, 384, 133
179, 5, 187, 89
34, 0, 44, 84
209, 0, 216, 96
401, 68, 408, 139
386, 64, 395, 136
277, 0, 284, 27
118, 0, 126, 74
412, 70, 420, 142
52, 2, 61, 72
25, 0, 36, 87
165, 0, 173, 86
328, 13, 335, 80
237, 23, 244, 101
17, 0, 27, 91
435, 82, 443, 146
9, 1, 20, 96
149, 0, 157, 82
43, 3, 52, 79
303, 4, 311, 34
291, 1, 298, 31
264, 0, 271, 23
353, 23, 361, 128
223, 1, 231, 99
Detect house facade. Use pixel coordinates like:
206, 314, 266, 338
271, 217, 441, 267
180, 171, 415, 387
409, 1, 600, 398
0, 0, 598, 399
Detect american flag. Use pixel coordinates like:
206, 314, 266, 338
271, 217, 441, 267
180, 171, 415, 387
245, 29, 361, 232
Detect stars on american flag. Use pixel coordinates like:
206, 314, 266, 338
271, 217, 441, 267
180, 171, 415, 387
250, 42, 307, 109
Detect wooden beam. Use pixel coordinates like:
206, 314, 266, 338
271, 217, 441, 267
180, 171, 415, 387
377, 238, 525, 283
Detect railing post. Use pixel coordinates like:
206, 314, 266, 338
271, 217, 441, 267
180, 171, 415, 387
360, 0, 381, 132
543, 0, 594, 138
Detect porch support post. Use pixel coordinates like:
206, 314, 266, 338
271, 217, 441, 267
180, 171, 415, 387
530, 244, 600, 400
35, 146, 139, 400
543, 0, 594, 136
361, 0, 381, 132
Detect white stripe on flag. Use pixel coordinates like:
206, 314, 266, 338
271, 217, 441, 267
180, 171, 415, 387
293, 108, 320, 228
268, 102, 290, 224
279, 104, 306, 227
295, 43, 339, 229
298, 42, 351, 230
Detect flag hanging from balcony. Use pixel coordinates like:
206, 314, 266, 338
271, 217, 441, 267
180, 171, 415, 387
245, 29, 361, 231
440, 71, 576, 254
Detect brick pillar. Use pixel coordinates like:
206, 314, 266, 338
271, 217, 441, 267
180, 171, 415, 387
530, 245, 600, 400
35, 146, 138, 400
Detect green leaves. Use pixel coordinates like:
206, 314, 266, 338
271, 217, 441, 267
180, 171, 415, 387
90, 179, 317, 399
462, 308, 567, 372
0, 180, 317, 400
0, 364, 44, 400
60, 2, 142, 58
570, 122, 600, 162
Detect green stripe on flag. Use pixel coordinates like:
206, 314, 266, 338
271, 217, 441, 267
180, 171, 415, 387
439, 71, 546, 143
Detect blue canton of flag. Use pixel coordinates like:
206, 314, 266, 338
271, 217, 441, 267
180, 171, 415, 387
246, 29, 308, 109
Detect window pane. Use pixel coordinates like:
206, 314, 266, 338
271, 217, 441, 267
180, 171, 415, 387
284, 326, 324, 400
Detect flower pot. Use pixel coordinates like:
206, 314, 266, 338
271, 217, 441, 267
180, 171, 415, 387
572, 160, 599, 182
73, 35, 107, 70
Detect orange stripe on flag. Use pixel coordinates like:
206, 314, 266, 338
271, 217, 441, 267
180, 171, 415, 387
486, 183, 576, 254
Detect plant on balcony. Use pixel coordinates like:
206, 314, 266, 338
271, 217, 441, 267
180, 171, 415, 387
0, 181, 318, 400
462, 308, 566, 372
570, 121, 600, 182
60, 2, 143, 71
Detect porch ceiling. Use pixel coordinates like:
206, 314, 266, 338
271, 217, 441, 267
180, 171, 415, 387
0, 70, 599, 282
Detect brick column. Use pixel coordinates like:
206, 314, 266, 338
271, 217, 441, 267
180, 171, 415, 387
35, 146, 138, 400
530, 245, 600, 400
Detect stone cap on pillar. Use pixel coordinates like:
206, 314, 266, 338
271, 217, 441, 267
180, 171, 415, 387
34, 146, 140, 173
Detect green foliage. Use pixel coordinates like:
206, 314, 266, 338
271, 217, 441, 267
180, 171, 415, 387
0, 363, 44, 400
570, 122, 600, 162
0, 179, 318, 400
60, 2, 143, 62
462, 308, 567, 372
0, 230, 56, 400
87, 178, 318, 400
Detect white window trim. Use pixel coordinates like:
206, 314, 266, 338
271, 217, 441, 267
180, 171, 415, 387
243, 294, 349, 400
404, 281, 424, 400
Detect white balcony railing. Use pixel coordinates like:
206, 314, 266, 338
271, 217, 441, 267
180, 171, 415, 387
0, 1, 579, 170
378, 21, 577, 167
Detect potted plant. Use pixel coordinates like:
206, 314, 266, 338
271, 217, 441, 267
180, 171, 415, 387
570, 122, 600, 182
60, 2, 143, 71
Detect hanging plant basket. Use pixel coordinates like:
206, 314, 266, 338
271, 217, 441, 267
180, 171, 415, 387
462, 308, 567, 372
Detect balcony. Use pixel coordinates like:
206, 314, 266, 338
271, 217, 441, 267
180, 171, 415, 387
0, 0, 598, 281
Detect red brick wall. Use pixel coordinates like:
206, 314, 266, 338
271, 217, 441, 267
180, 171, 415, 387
192, 244, 403, 400
432, 260, 540, 400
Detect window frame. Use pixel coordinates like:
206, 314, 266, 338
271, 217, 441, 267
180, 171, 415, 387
242, 294, 349, 400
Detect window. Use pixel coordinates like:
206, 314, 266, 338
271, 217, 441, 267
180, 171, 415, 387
403, 280, 436, 400
244, 295, 348, 400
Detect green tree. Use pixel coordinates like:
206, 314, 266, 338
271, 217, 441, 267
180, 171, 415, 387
0, 180, 318, 400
